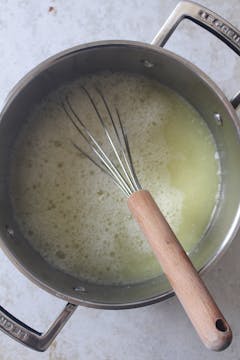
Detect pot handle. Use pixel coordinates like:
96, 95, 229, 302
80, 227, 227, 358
0, 302, 77, 351
152, 0, 240, 109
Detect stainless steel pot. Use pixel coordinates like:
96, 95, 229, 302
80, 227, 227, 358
0, 1, 239, 351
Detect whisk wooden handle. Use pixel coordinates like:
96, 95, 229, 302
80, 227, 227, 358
128, 190, 232, 351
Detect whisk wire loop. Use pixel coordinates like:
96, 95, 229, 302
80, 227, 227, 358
95, 87, 141, 192
63, 97, 132, 196
62, 87, 141, 197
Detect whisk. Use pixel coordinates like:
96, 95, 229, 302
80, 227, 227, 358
62, 87, 231, 351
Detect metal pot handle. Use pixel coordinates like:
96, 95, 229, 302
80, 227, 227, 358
0, 302, 77, 351
152, 0, 240, 110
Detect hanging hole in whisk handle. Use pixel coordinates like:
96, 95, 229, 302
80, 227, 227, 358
216, 318, 229, 332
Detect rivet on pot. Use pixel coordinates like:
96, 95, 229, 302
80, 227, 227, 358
73, 286, 87, 293
142, 60, 154, 68
213, 113, 223, 126
5, 225, 14, 237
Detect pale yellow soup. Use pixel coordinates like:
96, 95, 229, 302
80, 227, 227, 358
10, 72, 220, 285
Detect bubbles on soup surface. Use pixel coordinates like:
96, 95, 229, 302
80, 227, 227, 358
9, 72, 220, 285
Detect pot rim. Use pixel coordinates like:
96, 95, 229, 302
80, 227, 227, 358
1, 39, 240, 309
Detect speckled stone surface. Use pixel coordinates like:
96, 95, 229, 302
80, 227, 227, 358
0, 1, 240, 359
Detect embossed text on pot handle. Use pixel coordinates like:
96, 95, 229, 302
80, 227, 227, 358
0, 302, 77, 351
152, 1, 240, 109
152, 0, 240, 54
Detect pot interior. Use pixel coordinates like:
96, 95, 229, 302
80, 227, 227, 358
0, 42, 239, 308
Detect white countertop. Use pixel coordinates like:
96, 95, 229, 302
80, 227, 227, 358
0, 1, 240, 359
